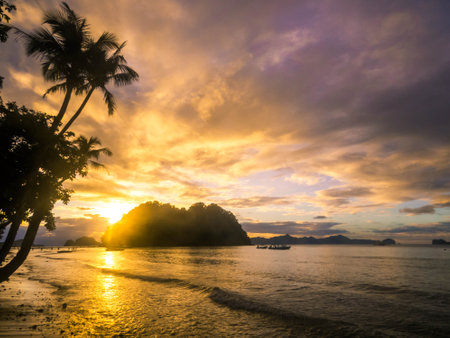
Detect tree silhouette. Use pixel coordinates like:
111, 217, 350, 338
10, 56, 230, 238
0, 97, 111, 280
102, 201, 251, 247
0, 0, 16, 88
15, 2, 91, 131
59, 38, 138, 134
0, 2, 138, 281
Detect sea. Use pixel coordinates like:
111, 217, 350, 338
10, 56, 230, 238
18, 245, 450, 337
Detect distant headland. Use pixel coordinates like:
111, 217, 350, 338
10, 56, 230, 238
102, 201, 251, 247
432, 239, 450, 245
251, 234, 396, 246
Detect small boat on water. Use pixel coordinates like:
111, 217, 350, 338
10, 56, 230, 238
268, 244, 290, 250
57, 248, 76, 253
105, 247, 125, 251
256, 245, 268, 249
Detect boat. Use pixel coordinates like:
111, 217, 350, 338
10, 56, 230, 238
256, 245, 268, 249
105, 247, 125, 251
57, 249, 75, 253
268, 244, 290, 250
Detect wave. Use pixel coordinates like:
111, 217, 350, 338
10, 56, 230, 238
90, 265, 209, 293
34, 254, 70, 261
90, 266, 385, 337
209, 287, 388, 336
352, 282, 450, 304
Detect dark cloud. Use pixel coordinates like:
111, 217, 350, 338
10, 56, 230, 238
373, 222, 450, 234
221, 196, 293, 208
400, 205, 435, 215
242, 221, 346, 236
33, 215, 110, 246
400, 200, 450, 215
435, 201, 450, 208
314, 215, 327, 219
321, 186, 372, 198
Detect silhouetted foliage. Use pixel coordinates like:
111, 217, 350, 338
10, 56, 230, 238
15, 2, 138, 133
0, 0, 15, 42
102, 201, 251, 247
0, 97, 111, 280
15, 2, 90, 129
64, 236, 100, 246
0, 0, 16, 88
0, 2, 137, 282
64, 239, 75, 246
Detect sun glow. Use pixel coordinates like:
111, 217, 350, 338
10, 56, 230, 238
96, 202, 135, 223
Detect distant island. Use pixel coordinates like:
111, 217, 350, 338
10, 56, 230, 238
432, 239, 450, 245
102, 201, 251, 247
251, 234, 396, 246
64, 236, 101, 247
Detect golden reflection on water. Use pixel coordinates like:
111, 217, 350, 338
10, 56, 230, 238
103, 251, 116, 269
98, 251, 120, 312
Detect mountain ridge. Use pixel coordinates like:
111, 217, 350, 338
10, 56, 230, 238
250, 234, 395, 245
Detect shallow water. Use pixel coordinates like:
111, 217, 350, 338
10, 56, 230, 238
20, 245, 450, 336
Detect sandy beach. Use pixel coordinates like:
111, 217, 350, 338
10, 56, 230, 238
0, 261, 70, 336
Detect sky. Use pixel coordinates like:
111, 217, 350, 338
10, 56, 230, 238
1, 0, 449, 244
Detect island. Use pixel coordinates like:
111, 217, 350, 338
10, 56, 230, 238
102, 201, 251, 247
432, 239, 450, 245
64, 236, 101, 247
251, 234, 396, 245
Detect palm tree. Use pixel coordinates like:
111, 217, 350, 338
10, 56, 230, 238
16, 2, 90, 131
75, 135, 112, 169
59, 38, 139, 134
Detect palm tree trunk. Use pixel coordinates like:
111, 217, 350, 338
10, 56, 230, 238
0, 218, 21, 265
59, 87, 95, 135
0, 209, 44, 283
51, 86, 73, 132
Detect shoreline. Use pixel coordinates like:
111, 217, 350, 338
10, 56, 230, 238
0, 263, 68, 336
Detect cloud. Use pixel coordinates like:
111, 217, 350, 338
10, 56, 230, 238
19, 214, 111, 246
314, 215, 327, 219
221, 196, 294, 208
400, 205, 435, 215
399, 199, 450, 215
373, 222, 450, 234
320, 186, 372, 198
242, 221, 346, 236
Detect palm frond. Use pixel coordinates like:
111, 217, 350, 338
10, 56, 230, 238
43, 82, 68, 98
101, 86, 116, 115
95, 31, 119, 51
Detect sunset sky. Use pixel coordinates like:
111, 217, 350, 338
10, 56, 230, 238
1, 0, 449, 244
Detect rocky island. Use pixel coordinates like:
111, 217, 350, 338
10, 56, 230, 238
102, 201, 251, 247
432, 239, 450, 245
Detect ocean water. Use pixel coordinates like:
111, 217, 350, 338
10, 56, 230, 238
20, 245, 450, 336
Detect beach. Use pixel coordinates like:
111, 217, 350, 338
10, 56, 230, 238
0, 261, 67, 336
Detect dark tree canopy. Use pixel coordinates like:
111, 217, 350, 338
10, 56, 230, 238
102, 201, 251, 247
0, 98, 110, 227
64, 236, 100, 246
0, 96, 110, 242
0, 0, 16, 88
0, 0, 16, 43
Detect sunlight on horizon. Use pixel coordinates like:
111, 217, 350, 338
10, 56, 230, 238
95, 202, 136, 224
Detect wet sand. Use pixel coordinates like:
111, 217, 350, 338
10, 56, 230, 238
0, 263, 69, 336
